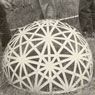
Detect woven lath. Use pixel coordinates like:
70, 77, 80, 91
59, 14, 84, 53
2, 19, 93, 94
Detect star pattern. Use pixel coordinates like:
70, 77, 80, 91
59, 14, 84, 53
2, 19, 93, 94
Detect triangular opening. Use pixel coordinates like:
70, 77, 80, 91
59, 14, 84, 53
29, 75, 35, 87
37, 42, 45, 52
40, 78, 47, 86
82, 60, 88, 66
82, 50, 86, 54
46, 72, 49, 77
37, 74, 41, 84
54, 59, 58, 63
22, 36, 27, 43
49, 26, 52, 32
59, 73, 65, 83
52, 83, 63, 91
54, 69, 59, 73
51, 72, 54, 77
51, 57, 54, 61
74, 81, 81, 88
14, 82, 20, 87
9, 68, 13, 78
16, 65, 20, 76
56, 64, 60, 68
55, 34, 64, 38
88, 67, 91, 75
28, 50, 38, 57
43, 26, 47, 32
23, 78, 30, 86
52, 41, 60, 51
59, 57, 68, 61
14, 47, 20, 55
67, 62, 75, 72
55, 39, 65, 44
76, 64, 80, 74
26, 34, 32, 39
21, 67, 26, 77
32, 23, 38, 28
10, 59, 15, 63
83, 79, 88, 85
54, 77, 62, 85
58, 27, 68, 33
32, 40, 42, 45
29, 28, 37, 33
11, 52, 16, 57
66, 43, 72, 51
37, 29, 45, 36
25, 64, 34, 74
78, 45, 83, 52
70, 35, 75, 41
31, 58, 39, 62
22, 83, 28, 89
57, 22, 64, 27
41, 83, 49, 92
79, 62, 85, 73
13, 75, 18, 82
26, 44, 32, 53
50, 46, 55, 54
11, 62, 18, 70
15, 39, 20, 47
45, 57, 48, 61
51, 28, 59, 35
41, 70, 46, 73
65, 72, 72, 84
70, 42, 76, 51
29, 63, 37, 69
44, 47, 48, 54
62, 61, 70, 67
60, 48, 71, 55
84, 73, 89, 78
72, 76, 79, 85
22, 44, 27, 53
64, 32, 70, 37
32, 35, 42, 39
41, 60, 45, 64
76, 36, 83, 44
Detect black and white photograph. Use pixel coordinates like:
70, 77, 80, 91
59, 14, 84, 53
0, 0, 95, 95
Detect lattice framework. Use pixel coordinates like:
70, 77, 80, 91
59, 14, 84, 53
2, 19, 93, 94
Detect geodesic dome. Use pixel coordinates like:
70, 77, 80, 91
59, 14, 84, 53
2, 19, 93, 94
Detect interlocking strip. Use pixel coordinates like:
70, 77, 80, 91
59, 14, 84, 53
2, 19, 93, 94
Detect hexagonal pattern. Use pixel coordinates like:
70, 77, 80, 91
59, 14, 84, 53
2, 19, 93, 94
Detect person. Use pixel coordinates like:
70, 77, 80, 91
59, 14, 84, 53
0, 0, 12, 49
79, 0, 95, 37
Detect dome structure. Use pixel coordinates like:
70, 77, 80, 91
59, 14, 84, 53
2, 19, 93, 94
